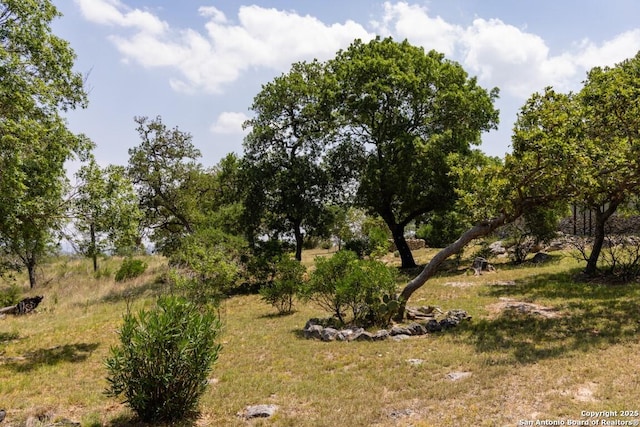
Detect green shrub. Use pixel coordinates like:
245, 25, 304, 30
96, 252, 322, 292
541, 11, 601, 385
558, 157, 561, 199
0, 283, 21, 307
302, 250, 397, 326
169, 228, 244, 302
105, 296, 222, 423
114, 258, 147, 282
259, 255, 306, 314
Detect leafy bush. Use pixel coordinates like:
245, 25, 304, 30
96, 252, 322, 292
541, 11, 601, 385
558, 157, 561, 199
302, 250, 397, 326
169, 227, 244, 303
105, 296, 222, 423
0, 283, 21, 307
246, 239, 288, 288
259, 255, 306, 314
114, 258, 147, 282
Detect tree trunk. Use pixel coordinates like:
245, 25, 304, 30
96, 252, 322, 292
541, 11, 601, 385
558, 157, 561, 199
90, 222, 98, 272
390, 223, 416, 269
584, 202, 619, 276
27, 258, 37, 289
293, 221, 303, 262
397, 213, 508, 318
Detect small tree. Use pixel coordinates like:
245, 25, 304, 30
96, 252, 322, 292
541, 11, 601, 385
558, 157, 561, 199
105, 296, 222, 423
259, 254, 306, 314
303, 250, 397, 326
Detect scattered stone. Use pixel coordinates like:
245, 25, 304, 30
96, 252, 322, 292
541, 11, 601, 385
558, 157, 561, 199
352, 330, 374, 341
444, 281, 475, 288
388, 408, 415, 420
239, 404, 279, 420
390, 325, 412, 336
392, 334, 411, 341
372, 330, 389, 341
406, 358, 424, 366
472, 257, 495, 275
531, 252, 551, 264
304, 324, 323, 340
424, 319, 442, 333
446, 371, 472, 381
488, 298, 561, 319
488, 240, 507, 255
406, 322, 427, 336
336, 329, 354, 341
320, 327, 339, 342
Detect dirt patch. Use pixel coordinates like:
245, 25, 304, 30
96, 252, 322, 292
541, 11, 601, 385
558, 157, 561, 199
444, 281, 476, 288
486, 298, 562, 319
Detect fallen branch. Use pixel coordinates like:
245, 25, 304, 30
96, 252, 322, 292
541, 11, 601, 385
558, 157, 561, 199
0, 296, 44, 316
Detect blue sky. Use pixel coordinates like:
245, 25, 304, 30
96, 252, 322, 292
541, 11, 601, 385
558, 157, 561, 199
51, 1, 640, 171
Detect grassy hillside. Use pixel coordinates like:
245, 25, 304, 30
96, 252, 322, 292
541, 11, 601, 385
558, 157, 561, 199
1, 249, 639, 426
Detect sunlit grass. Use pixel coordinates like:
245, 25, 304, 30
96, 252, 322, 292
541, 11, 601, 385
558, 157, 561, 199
0, 250, 639, 425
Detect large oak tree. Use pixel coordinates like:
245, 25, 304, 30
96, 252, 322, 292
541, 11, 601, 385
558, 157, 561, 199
328, 37, 500, 268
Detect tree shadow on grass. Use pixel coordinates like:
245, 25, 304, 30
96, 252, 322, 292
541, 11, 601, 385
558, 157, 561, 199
97, 279, 168, 305
4, 342, 99, 373
0, 331, 19, 343
455, 270, 640, 365
108, 414, 197, 427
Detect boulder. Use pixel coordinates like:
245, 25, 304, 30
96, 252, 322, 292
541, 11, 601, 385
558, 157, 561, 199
304, 324, 324, 340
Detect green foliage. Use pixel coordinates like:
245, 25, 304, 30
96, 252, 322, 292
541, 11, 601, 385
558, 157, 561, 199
114, 258, 147, 282
73, 156, 142, 270
127, 116, 203, 255
302, 250, 397, 326
328, 37, 499, 268
245, 239, 288, 290
0, 0, 90, 287
168, 227, 244, 304
242, 60, 344, 261
259, 255, 306, 314
416, 210, 468, 248
0, 283, 21, 307
105, 296, 222, 423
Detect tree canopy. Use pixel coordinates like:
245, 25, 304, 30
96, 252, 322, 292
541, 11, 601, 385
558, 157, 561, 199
327, 37, 500, 268
0, 0, 89, 287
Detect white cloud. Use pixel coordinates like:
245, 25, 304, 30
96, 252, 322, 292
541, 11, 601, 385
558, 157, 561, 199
76, 0, 640, 99
76, 0, 373, 94
571, 29, 640, 70
75, 0, 167, 34
373, 2, 462, 56
210, 112, 250, 134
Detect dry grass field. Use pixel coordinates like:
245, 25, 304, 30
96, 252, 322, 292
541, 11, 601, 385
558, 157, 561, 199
1, 248, 640, 426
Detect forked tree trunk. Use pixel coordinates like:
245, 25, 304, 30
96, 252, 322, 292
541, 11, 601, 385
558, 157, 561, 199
584, 201, 620, 276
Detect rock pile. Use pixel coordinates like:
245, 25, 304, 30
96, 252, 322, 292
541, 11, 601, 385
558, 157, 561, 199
303, 308, 471, 342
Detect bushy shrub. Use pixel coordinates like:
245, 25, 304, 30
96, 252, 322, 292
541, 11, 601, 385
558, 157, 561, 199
302, 250, 398, 326
114, 258, 147, 282
259, 255, 306, 314
169, 227, 244, 303
105, 296, 222, 423
0, 283, 21, 307
246, 239, 288, 288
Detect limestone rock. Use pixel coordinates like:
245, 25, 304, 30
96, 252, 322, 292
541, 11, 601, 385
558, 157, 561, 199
239, 404, 279, 420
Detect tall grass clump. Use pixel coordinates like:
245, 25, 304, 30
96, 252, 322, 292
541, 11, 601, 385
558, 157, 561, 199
105, 296, 222, 423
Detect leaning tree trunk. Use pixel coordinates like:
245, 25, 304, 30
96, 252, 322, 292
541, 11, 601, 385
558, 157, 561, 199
397, 213, 509, 318
584, 201, 620, 276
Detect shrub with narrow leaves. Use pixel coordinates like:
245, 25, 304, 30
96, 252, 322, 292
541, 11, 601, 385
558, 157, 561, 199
105, 296, 222, 423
